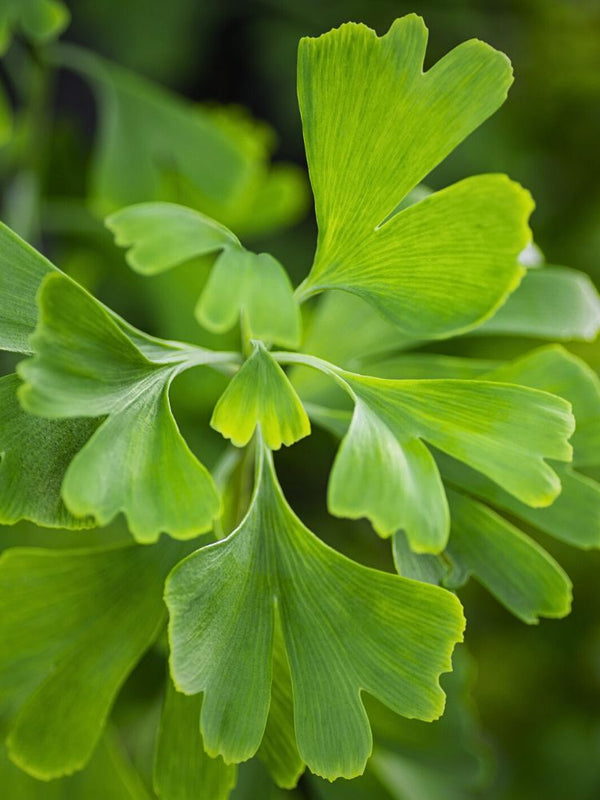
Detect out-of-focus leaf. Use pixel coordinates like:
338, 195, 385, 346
445, 490, 572, 624
0, 540, 183, 779
0, 732, 151, 799
56, 45, 307, 234
473, 266, 600, 341
0, 0, 69, 54
154, 679, 237, 800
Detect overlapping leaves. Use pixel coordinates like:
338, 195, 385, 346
166, 442, 464, 780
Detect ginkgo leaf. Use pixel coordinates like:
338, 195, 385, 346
257, 619, 305, 789
341, 372, 574, 508
296, 16, 532, 338
392, 532, 448, 586
483, 345, 600, 468
106, 202, 239, 275
107, 202, 301, 347
0, 0, 69, 54
196, 248, 301, 348
154, 679, 237, 800
473, 266, 600, 341
18, 273, 224, 542
56, 44, 307, 235
445, 490, 572, 624
0, 222, 56, 353
0, 540, 183, 779
439, 454, 600, 551
327, 399, 450, 553
166, 442, 464, 781
1, 732, 152, 800
211, 342, 310, 450
0, 374, 98, 529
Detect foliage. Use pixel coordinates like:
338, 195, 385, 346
0, 6, 599, 799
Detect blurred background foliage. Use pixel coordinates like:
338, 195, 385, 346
1, 1, 599, 798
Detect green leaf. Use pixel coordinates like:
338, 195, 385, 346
297, 17, 532, 338
196, 248, 301, 348
106, 202, 239, 276
0, 732, 152, 800
57, 45, 307, 234
166, 443, 464, 780
445, 490, 572, 624
0, 540, 182, 779
107, 202, 301, 347
18, 273, 222, 542
483, 344, 600, 468
211, 343, 310, 450
474, 266, 600, 341
256, 620, 305, 789
327, 399, 450, 553
0, 222, 56, 353
0, 0, 69, 53
0, 374, 98, 529
154, 679, 237, 800
440, 455, 600, 551
342, 372, 574, 508
392, 532, 448, 586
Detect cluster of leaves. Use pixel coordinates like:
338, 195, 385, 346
1, 10, 600, 800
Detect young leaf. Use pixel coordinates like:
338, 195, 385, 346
18, 273, 222, 542
196, 248, 301, 348
297, 16, 532, 338
154, 680, 237, 800
166, 443, 464, 780
392, 532, 448, 586
0, 374, 98, 529
473, 266, 600, 341
445, 490, 572, 624
0, 540, 183, 779
211, 342, 310, 450
327, 399, 450, 553
106, 202, 240, 275
107, 202, 301, 347
342, 372, 574, 508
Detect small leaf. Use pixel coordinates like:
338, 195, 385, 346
0, 540, 182, 779
445, 490, 572, 623
0, 374, 98, 529
328, 399, 449, 552
166, 443, 464, 780
211, 343, 310, 450
196, 248, 301, 348
18, 273, 222, 542
154, 679, 237, 800
474, 266, 600, 341
106, 202, 239, 275
297, 17, 532, 338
